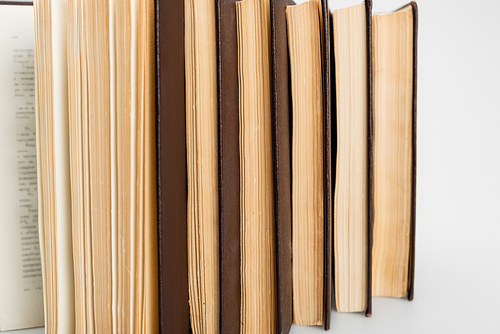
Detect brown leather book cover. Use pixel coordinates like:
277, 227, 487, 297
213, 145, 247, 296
365, 0, 374, 318
270, 0, 294, 333
216, 1, 241, 333
408, 0, 418, 302
155, 0, 191, 333
329, 6, 337, 327
320, 0, 332, 329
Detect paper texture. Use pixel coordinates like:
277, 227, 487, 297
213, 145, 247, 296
0, 4, 44, 331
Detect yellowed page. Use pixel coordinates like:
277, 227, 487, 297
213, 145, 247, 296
333, 3, 368, 313
372, 5, 413, 298
185, 0, 219, 332
34, 0, 75, 332
287, 0, 324, 325
237, 0, 276, 332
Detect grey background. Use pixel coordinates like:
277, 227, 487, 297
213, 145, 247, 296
11, 0, 500, 333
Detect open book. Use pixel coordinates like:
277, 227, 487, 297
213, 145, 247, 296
34, 0, 158, 332
0, 2, 44, 331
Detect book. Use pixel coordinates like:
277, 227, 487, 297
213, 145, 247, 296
285, 0, 332, 328
185, 0, 219, 333
286, 0, 325, 327
34, 0, 158, 332
331, 0, 373, 315
372, 2, 418, 301
236, 1, 277, 332
0, 1, 44, 331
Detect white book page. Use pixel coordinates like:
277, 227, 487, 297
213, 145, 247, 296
0, 4, 44, 331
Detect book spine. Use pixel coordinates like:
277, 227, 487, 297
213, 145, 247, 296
270, 0, 294, 333
365, 0, 374, 318
408, 0, 418, 302
216, 0, 242, 333
156, 0, 191, 332
0, 1, 33, 5
321, 0, 332, 330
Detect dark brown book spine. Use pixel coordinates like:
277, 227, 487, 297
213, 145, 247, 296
270, 0, 294, 333
329, 8, 337, 324
365, 0, 374, 318
156, 0, 191, 333
320, 0, 332, 330
216, 1, 241, 333
0, 1, 32, 5
408, 0, 418, 302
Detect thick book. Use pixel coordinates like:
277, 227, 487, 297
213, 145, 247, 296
371, 1, 418, 303
236, 0, 279, 332
331, 0, 373, 316
276, 0, 332, 330
0, 1, 43, 331
284, 0, 332, 329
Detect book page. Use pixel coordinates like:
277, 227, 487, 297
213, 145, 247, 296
50, 0, 75, 331
0, 4, 44, 331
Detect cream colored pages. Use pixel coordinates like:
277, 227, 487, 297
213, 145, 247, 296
109, 0, 118, 332
333, 3, 368, 313
51, 1, 75, 331
185, 0, 219, 333
287, 0, 324, 326
0, 5, 44, 331
142, 1, 159, 332
130, 0, 139, 329
237, 0, 276, 333
115, 0, 135, 331
45, 0, 75, 331
34, 0, 75, 332
372, 5, 413, 298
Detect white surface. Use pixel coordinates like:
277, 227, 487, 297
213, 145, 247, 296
8, 0, 500, 333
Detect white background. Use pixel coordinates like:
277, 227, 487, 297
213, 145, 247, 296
10, 0, 500, 333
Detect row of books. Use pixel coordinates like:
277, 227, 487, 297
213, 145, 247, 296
0, 0, 417, 333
